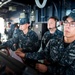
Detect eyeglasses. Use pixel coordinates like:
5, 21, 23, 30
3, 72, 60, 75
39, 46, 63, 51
63, 21, 75, 27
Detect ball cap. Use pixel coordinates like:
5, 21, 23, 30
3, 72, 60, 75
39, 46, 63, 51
19, 18, 29, 25
69, 10, 75, 21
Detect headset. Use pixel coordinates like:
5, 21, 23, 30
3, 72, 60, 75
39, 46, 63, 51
48, 16, 59, 29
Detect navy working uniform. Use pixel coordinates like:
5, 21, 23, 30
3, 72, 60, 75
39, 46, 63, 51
12, 23, 20, 38
12, 27, 20, 38
42, 29, 63, 50
23, 37, 63, 75
0, 18, 40, 52
24, 35, 75, 75
41, 16, 63, 50
7, 24, 16, 39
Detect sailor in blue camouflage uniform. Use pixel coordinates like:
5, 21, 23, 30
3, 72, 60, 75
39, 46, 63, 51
0, 17, 40, 52
42, 16, 63, 50
15, 11, 75, 75
12, 23, 19, 38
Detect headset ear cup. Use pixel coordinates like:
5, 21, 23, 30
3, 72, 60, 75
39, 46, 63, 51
55, 18, 59, 28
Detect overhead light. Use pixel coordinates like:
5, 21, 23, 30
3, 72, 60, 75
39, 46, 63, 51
19, 12, 26, 18
0, 0, 12, 8
0, 2, 2, 5
9, 6, 16, 11
23, 9, 25, 12
30, 10, 35, 21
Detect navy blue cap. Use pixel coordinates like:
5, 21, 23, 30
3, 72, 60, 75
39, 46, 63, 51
69, 10, 75, 21
19, 18, 29, 25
